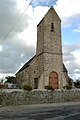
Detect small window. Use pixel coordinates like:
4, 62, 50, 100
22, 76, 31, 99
34, 78, 38, 89
51, 23, 54, 32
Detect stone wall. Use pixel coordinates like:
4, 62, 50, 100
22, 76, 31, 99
0, 89, 80, 106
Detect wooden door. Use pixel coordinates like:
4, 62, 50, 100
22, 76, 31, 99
49, 71, 59, 89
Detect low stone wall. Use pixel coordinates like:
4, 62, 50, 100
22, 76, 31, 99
0, 89, 80, 106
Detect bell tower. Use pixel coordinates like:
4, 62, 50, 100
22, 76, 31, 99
36, 7, 67, 89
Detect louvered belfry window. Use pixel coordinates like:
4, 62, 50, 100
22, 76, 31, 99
51, 23, 54, 32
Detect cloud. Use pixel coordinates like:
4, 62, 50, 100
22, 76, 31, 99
61, 14, 80, 28
73, 24, 80, 33
0, 0, 35, 77
31, 0, 57, 7
0, 38, 35, 74
63, 43, 80, 80
0, 0, 31, 43
55, 0, 80, 17
0, 45, 3, 51
54, 0, 80, 28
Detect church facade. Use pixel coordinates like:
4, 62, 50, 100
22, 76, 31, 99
16, 7, 69, 89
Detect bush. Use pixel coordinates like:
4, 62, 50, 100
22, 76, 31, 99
0, 84, 5, 89
16, 85, 22, 89
22, 84, 32, 91
63, 85, 72, 90
45, 85, 54, 91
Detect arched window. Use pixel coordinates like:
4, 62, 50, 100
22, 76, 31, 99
51, 23, 54, 32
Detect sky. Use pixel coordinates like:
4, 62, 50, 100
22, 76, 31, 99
0, 0, 80, 81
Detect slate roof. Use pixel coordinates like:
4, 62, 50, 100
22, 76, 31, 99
16, 54, 67, 75
63, 63, 68, 73
16, 55, 36, 75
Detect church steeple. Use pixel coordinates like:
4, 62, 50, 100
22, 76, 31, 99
16, 7, 68, 89
36, 7, 62, 56
36, 7, 66, 89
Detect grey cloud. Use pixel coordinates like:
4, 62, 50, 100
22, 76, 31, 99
63, 44, 80, 55
63, 43, 80, 79
31, 0, 58, 7
62, 14, 80, 28
0, 0, 35, 75
74, 70, 80, 74
0, 0, 31, 42
63, 44, 77, 62
0, 39, 35, 74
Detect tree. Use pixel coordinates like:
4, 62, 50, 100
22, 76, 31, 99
74, 80, 80, 88
68, 77, 73, 86
0, 79, 3, 83
5, 76, 16, 84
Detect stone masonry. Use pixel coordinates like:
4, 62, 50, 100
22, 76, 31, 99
16, 7, 69, 89
0, 90, 80, 106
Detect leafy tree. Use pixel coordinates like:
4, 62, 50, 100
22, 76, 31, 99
68, 77, 73, 86
74, 80, 80, 88
0, 79, 3, 83
5, 76, 16, 84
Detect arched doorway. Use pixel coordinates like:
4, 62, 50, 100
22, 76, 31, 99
49, 71, 59, 89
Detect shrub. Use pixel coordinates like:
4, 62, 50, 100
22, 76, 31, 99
45, 85, 54, 91
16, 85, 22, 89
22, 84, 32, 91
63, 85, 72, 90
0, 84, 5, 89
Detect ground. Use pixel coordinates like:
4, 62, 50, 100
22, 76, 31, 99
0, 102, 80, 120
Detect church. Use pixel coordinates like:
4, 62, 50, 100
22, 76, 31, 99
15, 6, 69, 89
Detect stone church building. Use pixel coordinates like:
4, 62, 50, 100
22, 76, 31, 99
16, 7, 69, 89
